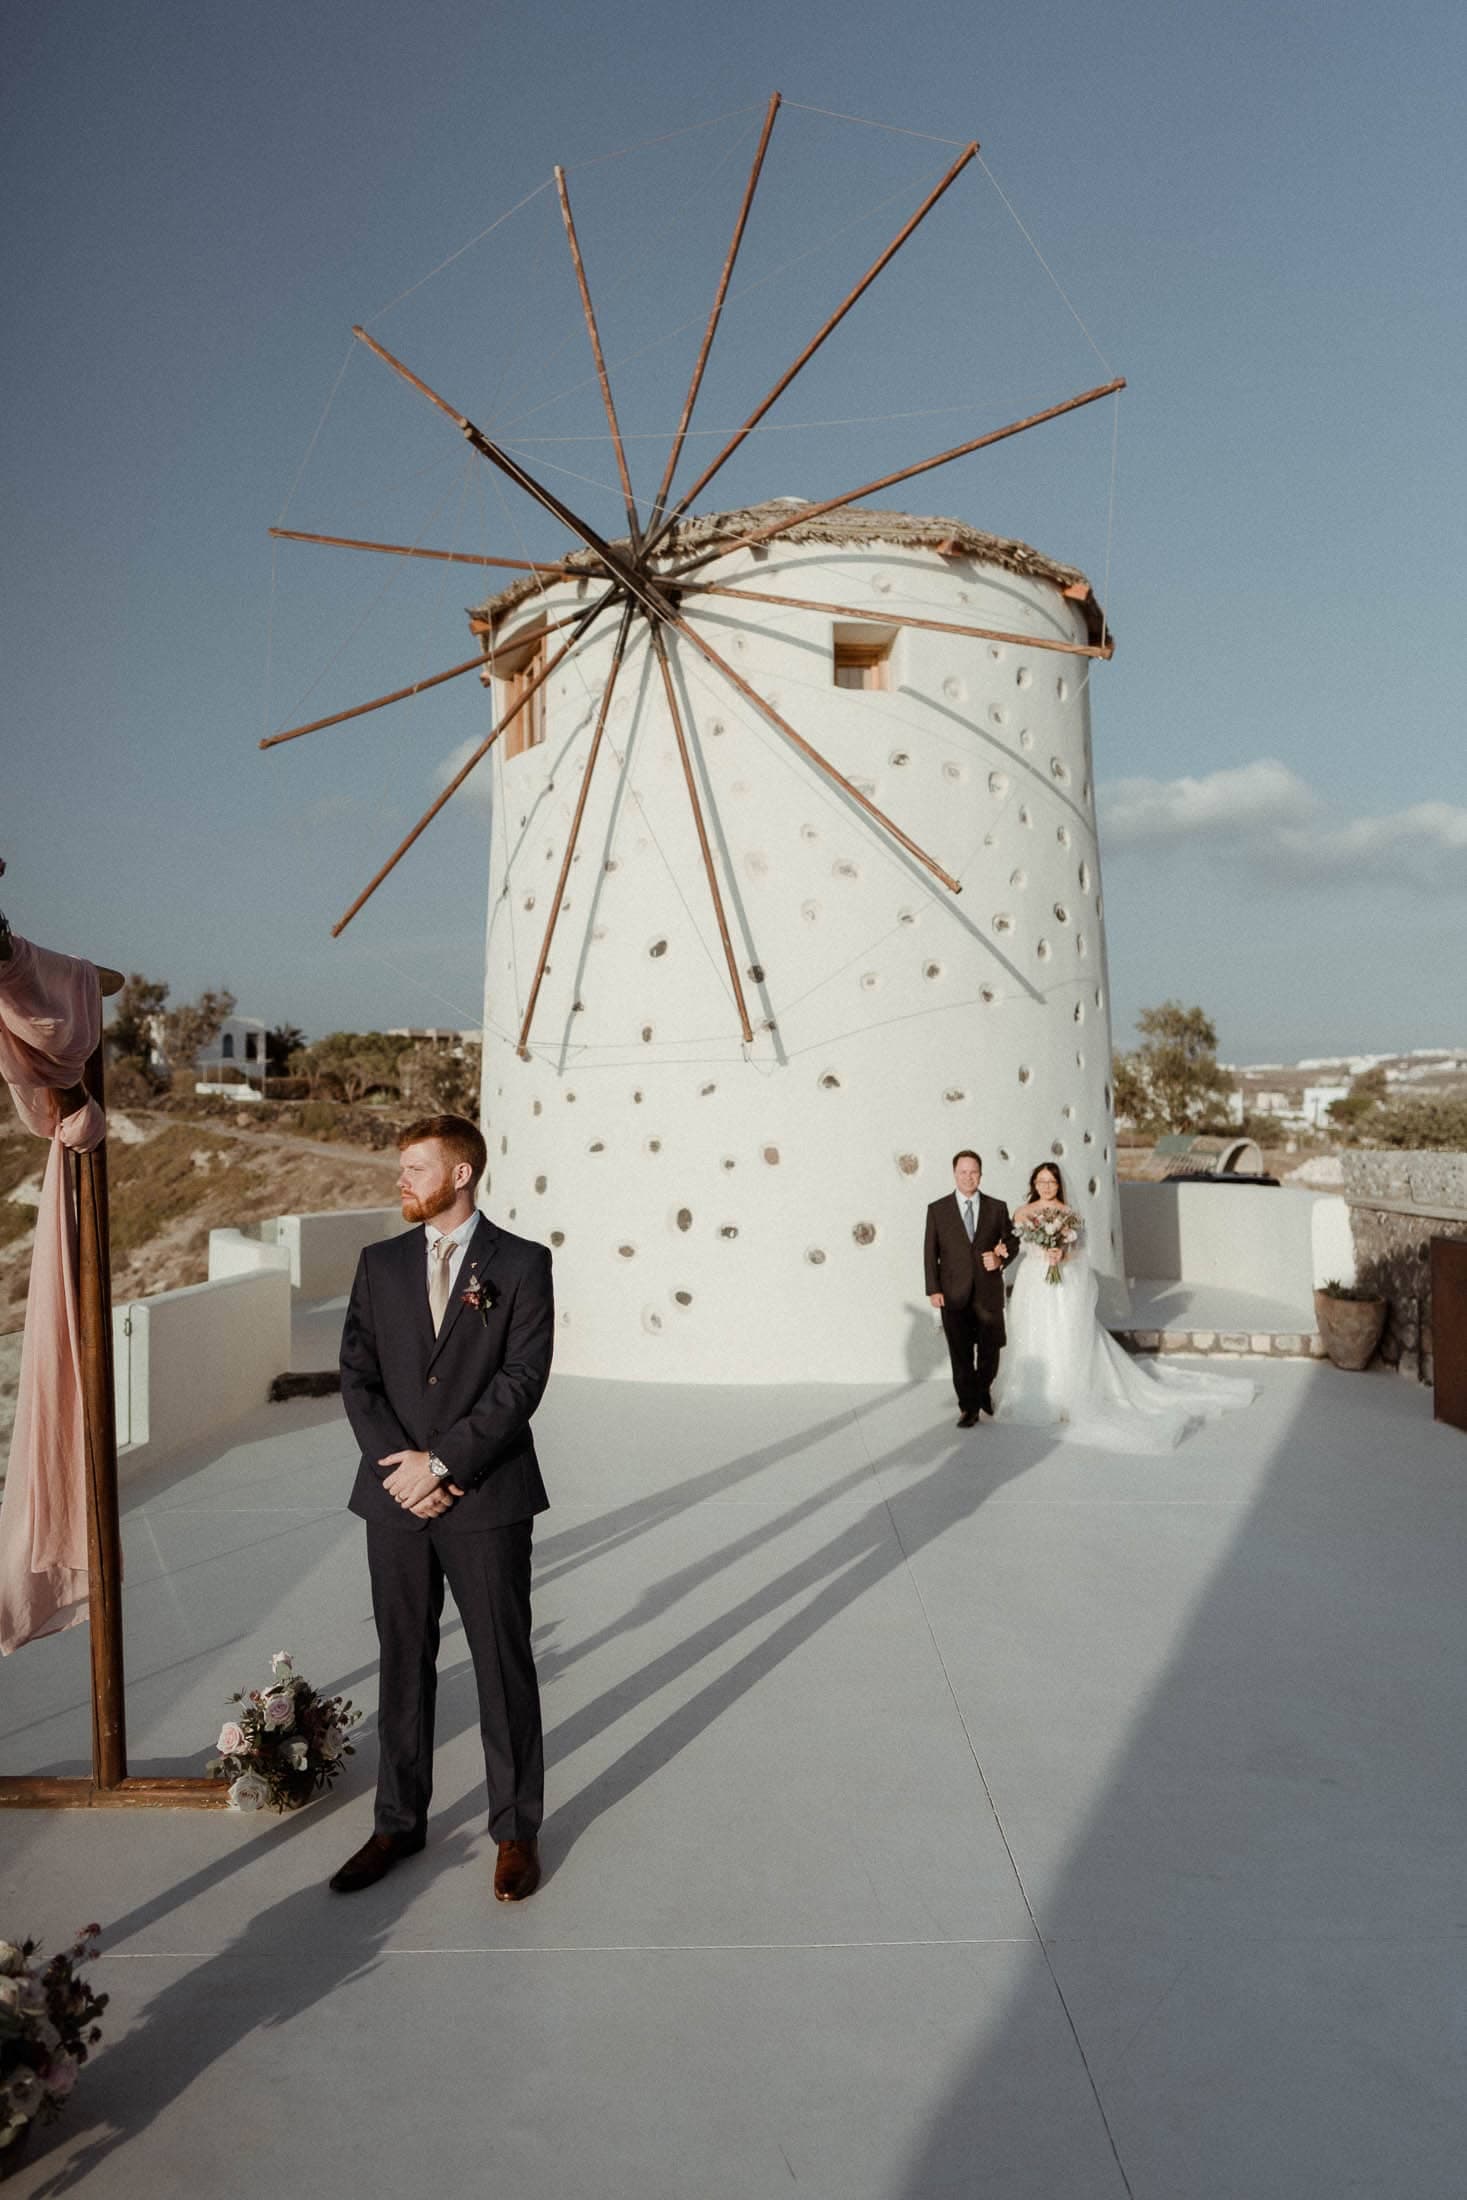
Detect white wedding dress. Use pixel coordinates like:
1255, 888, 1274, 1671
995, 1241, 1256, 1451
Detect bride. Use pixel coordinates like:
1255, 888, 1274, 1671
994, 1163, 1256, 1451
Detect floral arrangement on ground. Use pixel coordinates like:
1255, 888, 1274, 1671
0, 1926, 107, 2171
208, 1652, 361, 1811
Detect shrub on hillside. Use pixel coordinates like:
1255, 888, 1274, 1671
299, 1101, 342, 1140
1367, 1098, 1467, 1152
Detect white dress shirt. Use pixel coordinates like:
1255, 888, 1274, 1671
425, 1212, 480, 1303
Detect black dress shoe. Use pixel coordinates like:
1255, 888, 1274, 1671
956, 1410, 980, 1428
328, 1829, 425, 1894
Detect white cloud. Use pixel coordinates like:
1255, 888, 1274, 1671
1099, 759, 1467, 890
434, 737, 496, 811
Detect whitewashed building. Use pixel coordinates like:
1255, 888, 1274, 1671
472, 503, 1122, 1381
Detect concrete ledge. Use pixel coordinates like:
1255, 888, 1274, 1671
261, 1207, 406, 1296
1118, 1179, 1351, 1300
113, 1269, 292, 1474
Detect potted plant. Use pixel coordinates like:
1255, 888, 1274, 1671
1314, 1279, 1387, 1371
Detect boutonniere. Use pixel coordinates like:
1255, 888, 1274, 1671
460, 1265, 496, 1325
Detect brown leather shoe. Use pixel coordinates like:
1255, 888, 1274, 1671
328, 1829, 425, 1894
493, 1838, 540, 1903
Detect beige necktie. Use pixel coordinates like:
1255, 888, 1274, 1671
428, 1236, 455, 1335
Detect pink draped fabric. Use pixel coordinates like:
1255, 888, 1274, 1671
0, 936, 106, 1654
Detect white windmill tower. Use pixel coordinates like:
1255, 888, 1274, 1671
263, 95, 1125, 1380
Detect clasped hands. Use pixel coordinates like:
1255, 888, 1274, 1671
380, 1450, 465, 1520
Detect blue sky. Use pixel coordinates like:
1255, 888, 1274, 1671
5, 0, 1463, 1061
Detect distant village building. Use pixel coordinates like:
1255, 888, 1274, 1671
196, 1015, 267, 1098
469, 501, 1122, 1382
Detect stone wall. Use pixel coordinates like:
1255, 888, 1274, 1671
1342, 1150, 1467, 1382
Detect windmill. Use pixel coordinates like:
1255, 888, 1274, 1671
264, 95, 1127, 1382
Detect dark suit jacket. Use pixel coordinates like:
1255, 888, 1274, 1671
923, 1189, 1017, 1327
340, 1214, 552, 1535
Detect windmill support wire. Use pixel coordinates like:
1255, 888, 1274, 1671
651, 626, 754, 1044
555, 165, 643, 550
641, 139, 979, 556
647, 89, 783, 537
664, 377, 1127, 580
264, 93, 1120, 1054
517, 603, 637, 1058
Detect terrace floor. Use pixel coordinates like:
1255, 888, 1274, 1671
1, 1357, 1462, 2198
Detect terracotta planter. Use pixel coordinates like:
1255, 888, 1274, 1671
1314, 1290, 1386, 1371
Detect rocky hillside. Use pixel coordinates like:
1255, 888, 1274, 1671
1, 1107, 400, 1456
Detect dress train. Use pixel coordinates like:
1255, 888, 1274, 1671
995, 1244, 1256, 1452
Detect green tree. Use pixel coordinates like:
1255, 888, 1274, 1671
1327, 1065, 1388, 1134
1370, 1096, 1467, 1151
107, 973, 169, 1074
297, 1031, 402, 1105
266, 1024, 307, 1075
1127, 1001, 1232, 1134
397, 1039, 482, 1116
1110, 1050, 1153, 1130
162, 988, 237, 1077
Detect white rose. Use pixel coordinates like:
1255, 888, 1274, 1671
286, 1737, 309, 1771
228, 1771, 271, 1812
271, 1651, 293, 1672
0, 1977, 22, 2015
217, 1721, 246, 1755
19, 1976, 46, 2016
319, 1727, 344, 1761
6, 2069, 42, 2118
261, 1692, 295, 1732
0, 1944, 21, 1976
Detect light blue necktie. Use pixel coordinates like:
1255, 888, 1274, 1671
962, 1198, 975, 1242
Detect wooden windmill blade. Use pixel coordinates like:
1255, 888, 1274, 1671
262, 93, 1121, 1056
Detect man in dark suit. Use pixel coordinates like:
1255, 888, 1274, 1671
330, 1112, 553, 1902
924, 1149, 1017, 1428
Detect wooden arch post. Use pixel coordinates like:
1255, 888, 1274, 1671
0, 937, 225, 1809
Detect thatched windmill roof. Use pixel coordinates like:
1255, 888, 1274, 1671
472, 500, 1109, 646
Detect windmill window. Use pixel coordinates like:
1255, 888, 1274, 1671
221, 1033, 235, 1059
493, 627, 549, 759
831, 624, 896, 691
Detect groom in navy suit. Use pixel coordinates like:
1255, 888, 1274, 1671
331, 1113, 553, 1902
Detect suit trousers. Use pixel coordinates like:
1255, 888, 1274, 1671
941, 1298, 1002, 1413
366, 1515, 543, 1844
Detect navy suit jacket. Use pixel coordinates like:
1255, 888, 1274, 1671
340, 1213, 552, 1535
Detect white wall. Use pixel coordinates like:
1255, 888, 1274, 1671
269, 1207, 406, 1297
1118, 1181, 1346, 1312
113, 1270, 292, 1474
208, 1227, 292, 1282
480, 541, 1122, 1383
217, 1208, 406, 1297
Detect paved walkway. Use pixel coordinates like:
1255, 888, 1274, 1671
1, 1360, 1462, 2197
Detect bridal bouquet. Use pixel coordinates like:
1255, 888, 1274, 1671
207, 1652, 361, 1812
0, 1926, 108, 2168
1016, 1204, 1081, 1285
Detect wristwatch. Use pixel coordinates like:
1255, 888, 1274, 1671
428, 1455, 452, 1482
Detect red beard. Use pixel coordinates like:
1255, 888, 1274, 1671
400, 1174, 458, 1225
